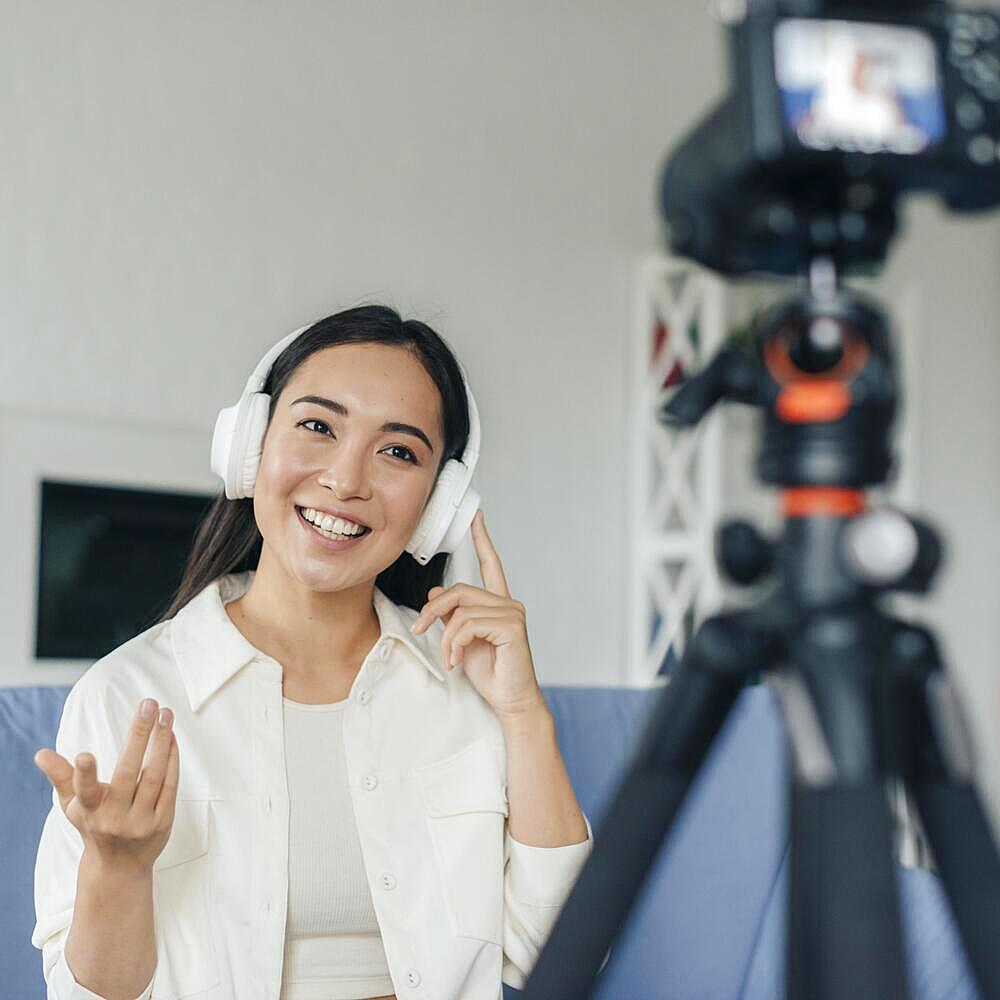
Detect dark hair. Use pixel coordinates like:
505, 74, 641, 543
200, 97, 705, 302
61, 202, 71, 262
158, 304, 470, 620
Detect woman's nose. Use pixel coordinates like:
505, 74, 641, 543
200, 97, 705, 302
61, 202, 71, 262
315, 445, 371, 497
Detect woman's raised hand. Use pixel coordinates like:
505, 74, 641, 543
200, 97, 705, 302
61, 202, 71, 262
33, 697, 179, 875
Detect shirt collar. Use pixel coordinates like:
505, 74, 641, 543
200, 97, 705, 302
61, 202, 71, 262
171, 570, 445, 713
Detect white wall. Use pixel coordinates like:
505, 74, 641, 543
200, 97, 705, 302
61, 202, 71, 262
4, 2, 1000, 824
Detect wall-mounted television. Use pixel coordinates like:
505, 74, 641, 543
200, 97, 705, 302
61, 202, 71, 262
35, 480, 216, 660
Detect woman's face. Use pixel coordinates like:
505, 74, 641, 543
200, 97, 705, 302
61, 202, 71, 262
253, 341, 446, 593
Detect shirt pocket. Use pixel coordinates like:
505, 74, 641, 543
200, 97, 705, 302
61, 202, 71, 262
414, 738, 508, 946
150, 797, 220, 999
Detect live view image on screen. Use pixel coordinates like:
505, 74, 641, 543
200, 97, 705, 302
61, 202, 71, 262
774, 18, 946, 155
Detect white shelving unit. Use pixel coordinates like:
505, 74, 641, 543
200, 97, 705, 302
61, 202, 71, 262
626, 254, 728, 687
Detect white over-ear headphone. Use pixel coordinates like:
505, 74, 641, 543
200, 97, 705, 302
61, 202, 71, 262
210, 320, 482, 566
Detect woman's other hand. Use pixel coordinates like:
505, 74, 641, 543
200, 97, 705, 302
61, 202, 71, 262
34, 697, 180, 876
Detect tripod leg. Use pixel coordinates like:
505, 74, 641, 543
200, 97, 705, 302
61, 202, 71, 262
891, 622, 1000, 1000
518, 612, 780, 1000
784, 613, 909, 1000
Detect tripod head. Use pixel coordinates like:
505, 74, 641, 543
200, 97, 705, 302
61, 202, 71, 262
665, 258, 896, 488
663, 256, 942, 605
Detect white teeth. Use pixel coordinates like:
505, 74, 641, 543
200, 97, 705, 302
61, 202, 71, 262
301, 507, 367, 537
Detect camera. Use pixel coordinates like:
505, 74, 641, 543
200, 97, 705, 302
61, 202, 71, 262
660, 0, 1000, 276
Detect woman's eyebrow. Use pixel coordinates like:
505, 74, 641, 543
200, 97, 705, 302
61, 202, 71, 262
290, 395, 435, 454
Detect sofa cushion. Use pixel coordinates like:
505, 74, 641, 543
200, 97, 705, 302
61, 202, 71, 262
0, 685, 74, 1000
530, 683, 788, 1000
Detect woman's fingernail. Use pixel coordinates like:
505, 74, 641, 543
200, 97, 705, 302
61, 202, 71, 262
140, 698, 156, 720
410, 621, 420, 633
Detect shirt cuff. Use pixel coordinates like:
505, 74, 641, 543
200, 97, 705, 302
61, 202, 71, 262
505, 812, 594, 906
51, 949, 155, 1000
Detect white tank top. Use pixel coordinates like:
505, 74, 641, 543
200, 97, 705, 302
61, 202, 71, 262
279, 697, 395, 1000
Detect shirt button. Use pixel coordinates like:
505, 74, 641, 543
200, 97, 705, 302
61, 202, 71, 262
381, 873, 397, 891
358, 688, 372, 705
405, 969, 421, 987
363, 774, 378, 791
264, 795, 272, 813
379, 642, 391, 661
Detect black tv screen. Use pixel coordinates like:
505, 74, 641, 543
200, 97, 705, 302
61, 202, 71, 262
35, 480, 216, 660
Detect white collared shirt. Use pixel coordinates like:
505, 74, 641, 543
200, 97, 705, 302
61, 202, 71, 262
33, 571, 594, 1000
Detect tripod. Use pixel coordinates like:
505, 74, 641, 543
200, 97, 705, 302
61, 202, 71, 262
519, 260, 1000, 1000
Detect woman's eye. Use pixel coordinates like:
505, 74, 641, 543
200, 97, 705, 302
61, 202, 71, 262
300, 419, 332, 435
385, 445, 417, 464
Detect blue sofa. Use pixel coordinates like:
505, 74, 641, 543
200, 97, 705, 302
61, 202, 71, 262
1, 682, 977, 999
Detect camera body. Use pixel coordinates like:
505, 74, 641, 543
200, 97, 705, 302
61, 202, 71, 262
660, 0, 1000, 276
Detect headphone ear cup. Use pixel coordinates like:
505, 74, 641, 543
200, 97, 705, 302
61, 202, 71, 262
211, 393, 271, 499
439, 485, 481, 555
211, 404, 241, 498
407, 460, 479, 565
234, 393, 272, 499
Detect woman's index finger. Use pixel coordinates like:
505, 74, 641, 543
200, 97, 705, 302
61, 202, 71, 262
471, 510, 511, 597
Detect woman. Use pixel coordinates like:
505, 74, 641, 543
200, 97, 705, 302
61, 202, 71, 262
32, 305, 595, 1000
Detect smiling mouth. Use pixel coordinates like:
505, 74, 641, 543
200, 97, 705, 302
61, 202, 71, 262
295, 506, 373, 540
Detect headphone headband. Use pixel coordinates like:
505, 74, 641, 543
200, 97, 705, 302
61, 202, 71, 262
242, 322, 313, 396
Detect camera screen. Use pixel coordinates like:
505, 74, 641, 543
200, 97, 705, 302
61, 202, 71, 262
774, 18, 945, 155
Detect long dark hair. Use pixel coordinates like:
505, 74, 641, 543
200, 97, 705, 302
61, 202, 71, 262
158, 304, 470, 620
